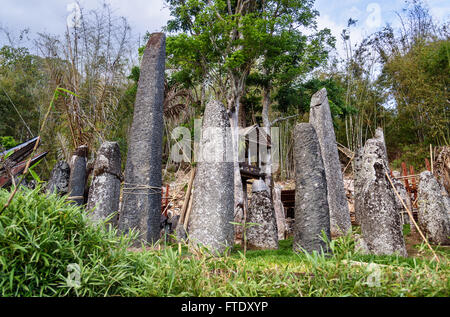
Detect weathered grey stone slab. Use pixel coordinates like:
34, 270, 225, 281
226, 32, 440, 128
417, 171, 450, 245
118, 33, 165, 244
293, 123, 331, 254
87, 142, 122, 226
359, 129, 407, 256
187, 100, 235, 255
273, 184, 286, 240
46, 161, 70, 195
246, 179, 278, 250
309, 88, 351, 236
68, 145, 88, 205
353, 147, 364, 226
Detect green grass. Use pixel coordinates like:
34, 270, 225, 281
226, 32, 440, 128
0, 186, 449, 297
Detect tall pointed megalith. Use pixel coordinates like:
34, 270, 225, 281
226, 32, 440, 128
187, 100, 235, 255
118, 33, 165, 244
293, 123, 331, 254
309, 88, 351, 237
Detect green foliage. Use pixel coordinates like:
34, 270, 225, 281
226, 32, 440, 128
0, 136, 18, 150
0, 186, 138, 296
0, 187, 448, 297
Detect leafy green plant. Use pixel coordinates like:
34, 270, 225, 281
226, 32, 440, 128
0, 186, 138, 296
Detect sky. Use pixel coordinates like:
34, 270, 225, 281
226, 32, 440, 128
0, 0, 449, 56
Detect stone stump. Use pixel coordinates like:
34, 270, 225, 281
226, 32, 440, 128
68, 145, 88, 205
246, 179, 279, 250
273, 184, 286, 240
118, 33, 165, 244
293, 123, 331, 254
417, 171, 450, 245
359, 129, 407, 256
187, 100, 234, 255
46, 161, 70, 195
309, 88, 351, 236
87, 141, 122, 226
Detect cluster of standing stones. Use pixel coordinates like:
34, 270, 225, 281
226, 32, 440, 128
46, 33, 450, 257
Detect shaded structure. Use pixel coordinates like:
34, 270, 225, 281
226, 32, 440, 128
118, 33, 165, 244
46, 161, 70, 195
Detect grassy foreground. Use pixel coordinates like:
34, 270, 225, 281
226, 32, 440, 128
0, 187, 448, 297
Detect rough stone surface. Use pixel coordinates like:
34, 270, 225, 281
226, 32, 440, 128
417, 171, 450, 245
434, 146, 450, 194
118, 33, 165, 244
46, 161, 70, 195
392, 177, 413, 226
187, 100, 235, 255
309, 88, 351, 236
353, 147, 364, 226
87, 142, 122, 226
359, 129, 407, 256
68, 145, 88, 205
246, 180, 279, 250
273, 184, 286, 240
293, 123, 331, 254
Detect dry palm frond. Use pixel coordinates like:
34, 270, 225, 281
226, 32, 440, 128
163, 79, 193, 121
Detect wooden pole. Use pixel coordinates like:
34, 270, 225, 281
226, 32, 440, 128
401, 162, 410, 191
425, 158, 431, 172
385, 171, 440, 263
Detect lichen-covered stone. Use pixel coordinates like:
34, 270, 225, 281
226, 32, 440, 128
417, 171, 450, 245
87, 141, 122, 226
310, 88, 351, 236
359, 129, 407, 256
273, 184, 286, 240
246, 180, 278, 250
46, 161, 70, 195
353, 147, 364, 226
187, 100, 234, 255
293, 123, 331, 254
118, 33, 165, 244
68, 145, 88, 205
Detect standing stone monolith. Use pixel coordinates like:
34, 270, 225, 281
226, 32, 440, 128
87, 142, 122, 226
46, 161, 70, 195
353, 147, 364, 226
187, 100, 234, 255
68, 145, 88, 205
246, 179, 279, 250
273, 184, 286, 240
417, 171, 450, 245
118, 33, 165, 244
293, 123, 331, 254
309, 88, 351, 237
359, 128, 407, 256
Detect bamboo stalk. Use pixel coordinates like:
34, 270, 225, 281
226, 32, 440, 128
179, 167, 196, 226
183, 187, 194, 231
430, 144, 434, 174
385, 171, 440, 263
